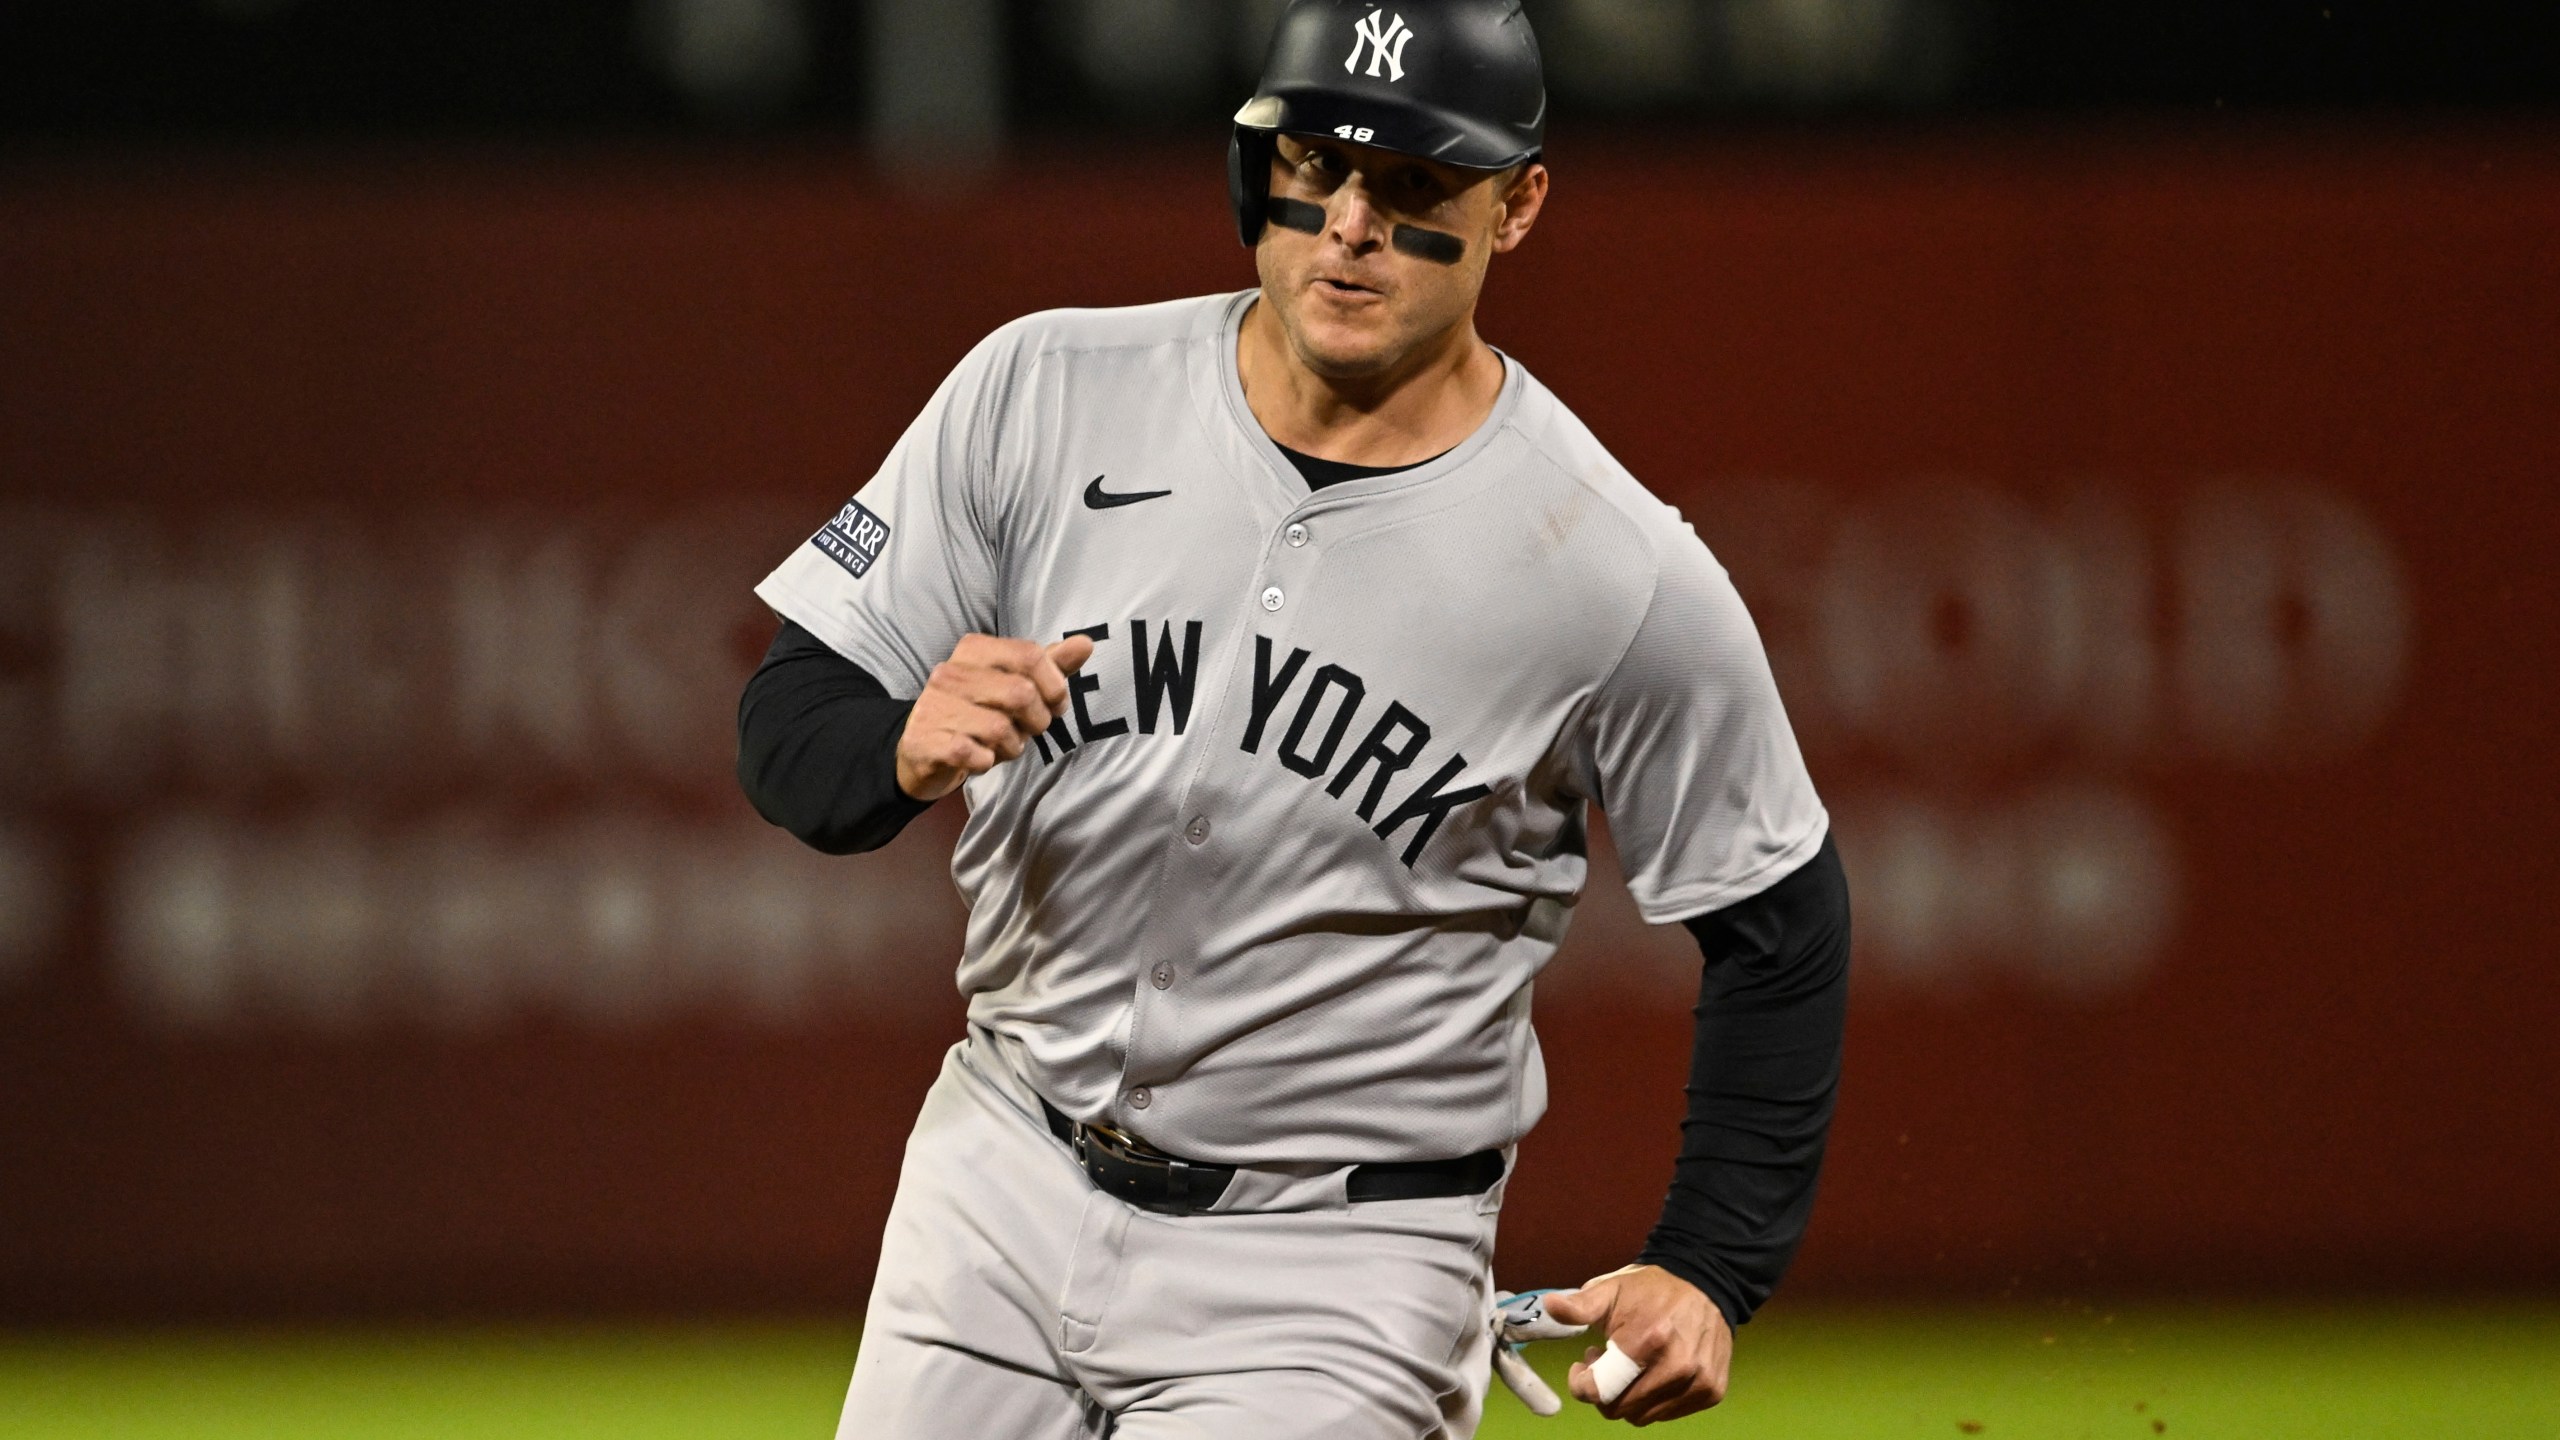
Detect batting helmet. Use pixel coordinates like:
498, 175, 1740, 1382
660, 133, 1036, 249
1228, 0, 1548, 247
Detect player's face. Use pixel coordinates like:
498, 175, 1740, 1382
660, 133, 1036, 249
1256, 134, 1546, 380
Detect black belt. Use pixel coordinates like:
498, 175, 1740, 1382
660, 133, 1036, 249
1039, 1098, 1504, 1215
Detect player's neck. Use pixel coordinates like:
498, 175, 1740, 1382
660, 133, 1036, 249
1239, 300, 1503, 469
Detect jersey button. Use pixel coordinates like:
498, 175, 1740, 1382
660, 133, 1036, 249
1151, 963, 1176, 990
1184, 816, 1210, 845
1285, 523, 1310, 548
1127, 1087, 1153, 1110
1261, 586, 1285, 612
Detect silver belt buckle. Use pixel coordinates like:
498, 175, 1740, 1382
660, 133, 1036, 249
1071, 1120, 1218, 1211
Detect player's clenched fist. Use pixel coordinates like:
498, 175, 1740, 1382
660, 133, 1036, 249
896, 632, 1096, 802
1544, 1264, 1733, 1426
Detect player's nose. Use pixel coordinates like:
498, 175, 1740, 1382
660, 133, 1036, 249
1325, 184, 1389, 255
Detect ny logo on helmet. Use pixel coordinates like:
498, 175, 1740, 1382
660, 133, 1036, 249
1346, 10, 1414, 81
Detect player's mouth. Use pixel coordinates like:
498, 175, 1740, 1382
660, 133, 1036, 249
1313, 275, 1386, 302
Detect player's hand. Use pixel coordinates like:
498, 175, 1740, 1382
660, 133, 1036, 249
896, 632, 1095, 802
1541, 1264, 1732, 1426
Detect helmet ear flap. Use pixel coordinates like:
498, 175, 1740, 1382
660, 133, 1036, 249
1228, 128, 1277, 247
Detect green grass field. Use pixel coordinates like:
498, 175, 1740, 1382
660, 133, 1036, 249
6, 1305, 2555, 1438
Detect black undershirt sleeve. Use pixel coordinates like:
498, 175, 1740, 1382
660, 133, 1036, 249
1636, 833, 1852, 1327
735, 620, 934, 855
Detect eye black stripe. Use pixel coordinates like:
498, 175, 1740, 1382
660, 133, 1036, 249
1392, 226, 1466, 265
1269, 198, 1327, 235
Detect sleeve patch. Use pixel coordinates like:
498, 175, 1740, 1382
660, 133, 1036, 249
809, 499, 892, 579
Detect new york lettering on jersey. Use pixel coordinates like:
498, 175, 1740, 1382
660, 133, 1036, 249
1024, 620, 1494, 868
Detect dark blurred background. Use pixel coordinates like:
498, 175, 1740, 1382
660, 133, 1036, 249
2, 0, 2556, 1346
5, 0, 2557, 142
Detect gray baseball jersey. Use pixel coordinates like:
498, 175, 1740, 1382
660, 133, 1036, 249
757, 290, 1827, 1165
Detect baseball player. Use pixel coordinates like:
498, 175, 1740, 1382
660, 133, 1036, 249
736, 1, 1850, 1435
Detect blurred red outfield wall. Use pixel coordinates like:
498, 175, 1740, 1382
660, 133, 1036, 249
1, 129, 2555, 1319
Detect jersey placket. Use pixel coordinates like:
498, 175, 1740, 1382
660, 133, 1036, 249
1107, 499, 1330, 1137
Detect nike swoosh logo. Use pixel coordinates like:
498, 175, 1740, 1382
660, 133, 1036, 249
1084, 475, 1172, 510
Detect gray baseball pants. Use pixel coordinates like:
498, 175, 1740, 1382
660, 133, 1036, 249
837, 1030, 1504, 1440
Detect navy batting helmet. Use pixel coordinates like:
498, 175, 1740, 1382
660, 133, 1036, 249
1228, 0, 1548, 247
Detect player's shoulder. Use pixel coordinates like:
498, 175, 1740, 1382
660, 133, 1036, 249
977, 293, 1233, 369
1499, 373, 1771, 684
1500, 367, 1728, 583
929, 296, 1229, 425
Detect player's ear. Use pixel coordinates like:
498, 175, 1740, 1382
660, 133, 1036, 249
1490, 163, 1548, 256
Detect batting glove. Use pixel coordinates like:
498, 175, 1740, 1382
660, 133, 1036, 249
1493, 1285, 1650, 1416
1490, 1288, 1586, 1416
